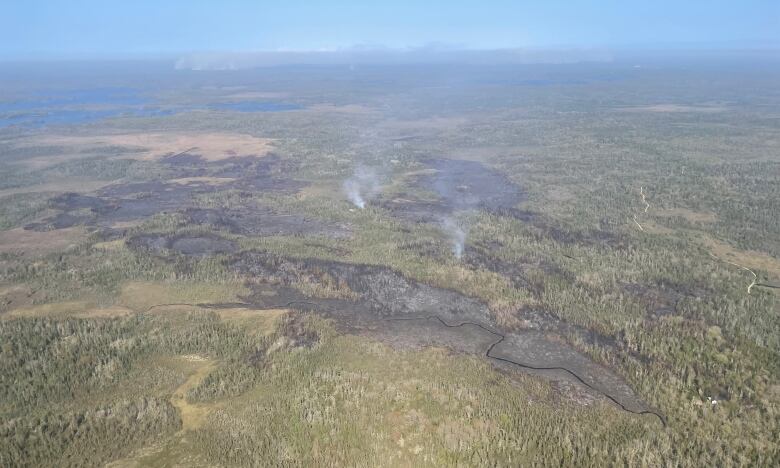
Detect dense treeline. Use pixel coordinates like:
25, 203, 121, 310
0, 397, 180, 468
0, 311, 263, 412
0, 310, 264, 465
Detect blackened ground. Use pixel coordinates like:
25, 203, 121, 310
378, 158, 525, 222
621, 280, 716, 319
420, 158, 526, 212
127, 233, 237, 257
378, 158, 623, 249
24, 155, 305, 232
227, 250, 659, 419
183, 207, 352, 239
378, 196, 452, 224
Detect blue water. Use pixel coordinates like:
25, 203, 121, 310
0, 107, 177, 128
0, 87, 302, 128
0, 88, 147, 112
0, 88, 172, 128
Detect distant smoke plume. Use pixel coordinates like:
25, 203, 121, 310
343, 166, 380, 209
442, 216, 467, 259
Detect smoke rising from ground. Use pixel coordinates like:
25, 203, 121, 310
343, 166, 381, 209
420, 158, 525, 261
442, 216, 467, 259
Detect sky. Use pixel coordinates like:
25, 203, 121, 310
1, 0, 778, 59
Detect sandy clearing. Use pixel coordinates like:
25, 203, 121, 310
33, 132, 275, 161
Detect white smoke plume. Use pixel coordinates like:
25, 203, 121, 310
442, 216, 467, 259
343, 166, 380, 209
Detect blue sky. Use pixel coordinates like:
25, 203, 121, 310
2, 0, 778, 59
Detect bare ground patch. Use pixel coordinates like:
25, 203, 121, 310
34, 132, 276, 162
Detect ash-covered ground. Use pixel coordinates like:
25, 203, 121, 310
21, 150, 660, 421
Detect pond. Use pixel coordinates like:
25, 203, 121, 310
0, 87, 302, 128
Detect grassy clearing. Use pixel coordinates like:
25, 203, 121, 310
118, 281, 249, 312
215, 307, 288, 336
701, 234, 780, 280
5, 300, 133, 319
170, 357, 218, 431
91, 239, 126, 251
0, 226, 86, 256
31, 132, 276, 161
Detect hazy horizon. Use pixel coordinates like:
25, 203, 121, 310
2, 1, 778, 61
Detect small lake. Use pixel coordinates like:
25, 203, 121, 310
0, 88, 147, 113
0, 87, 302, 128
0, 88, 171, 128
